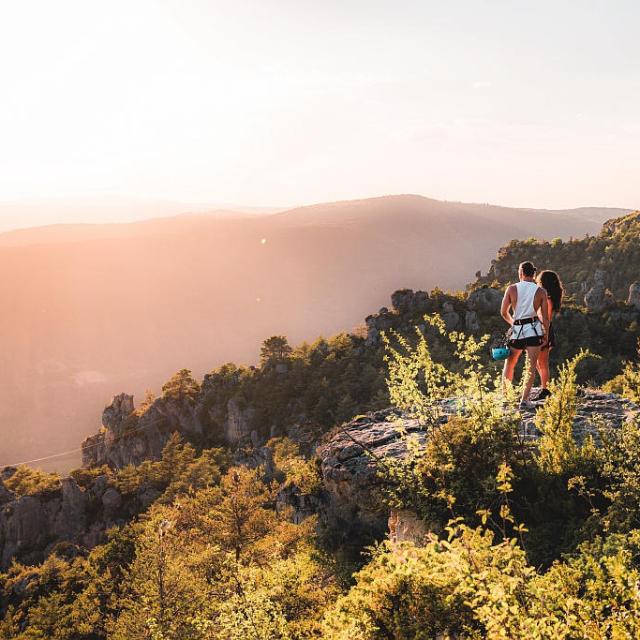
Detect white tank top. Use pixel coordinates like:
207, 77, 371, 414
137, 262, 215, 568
512, 281, 544, 339
513, 280, 538, 320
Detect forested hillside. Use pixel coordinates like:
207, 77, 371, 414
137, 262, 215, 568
4, 316, 640, 637
3, 211, 640, 638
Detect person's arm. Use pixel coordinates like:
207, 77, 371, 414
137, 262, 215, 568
537, 288, 550, 342
501, 286, 514, 326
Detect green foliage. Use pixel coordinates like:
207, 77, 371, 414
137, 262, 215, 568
198, 331, 389, 447
161, 368, 200, 400
382, 314, 492, 427
323, 521, 640, 639
377, 321, 626, 567
476, 211, 640, 301
599, 417, 640, 533
3, 465, 61, 497
114, 433, 227, 501
69, 465, 111, 489
268, 437, 322, 495
605, 346, 640, 404
260, 335, 294, 365
109, 466, 336, 640
535, 350, 594, 474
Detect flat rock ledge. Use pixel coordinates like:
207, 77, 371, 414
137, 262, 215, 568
318, 390, 638, 538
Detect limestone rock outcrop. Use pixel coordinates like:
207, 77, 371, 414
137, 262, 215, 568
317, 391, 638, 539
467, 287, 503, 314
0, 471, 164, 569
82, 391, 208, 469
465, 310, 481, 334
364, 287, 504, 346
584, 269, 617, 313
224, 397, 256, 445
365, 307, 397, 346
390, 289, 430, 315
318, 408, 427, 532
441, 302, 460, 330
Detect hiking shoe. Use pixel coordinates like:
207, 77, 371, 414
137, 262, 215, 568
518, 400, 536, 412
535, 388, 552, 401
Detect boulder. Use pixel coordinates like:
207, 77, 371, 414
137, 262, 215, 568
584, 284, 616, 313
593, 269, 607, 287
365, 307, 396, 346
0, 481, 15, 506
391, 289, 430, 315
441, 303, 460, 330
55, 478, 87, 538
467, 287, 503, 314
101, 487, 123, 511
388, 509, 429, 544
224, 397, 255, 445
465, 310, 481, 334
102, 393, 135, 433
0, 495, 48, 568
137, 486, 162, 509
83, 389, 206, 468
318, 408, 428, 531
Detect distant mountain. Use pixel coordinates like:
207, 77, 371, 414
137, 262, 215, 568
0, 194, 630, 470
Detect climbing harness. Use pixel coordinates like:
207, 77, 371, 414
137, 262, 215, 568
509, 316, 543, 342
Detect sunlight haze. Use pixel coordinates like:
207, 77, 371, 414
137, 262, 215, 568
1, 0, 639, 228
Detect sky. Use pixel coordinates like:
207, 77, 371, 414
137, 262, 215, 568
0, 0, 639, 229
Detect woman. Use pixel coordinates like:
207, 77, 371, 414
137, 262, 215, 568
535, 270, 564, 399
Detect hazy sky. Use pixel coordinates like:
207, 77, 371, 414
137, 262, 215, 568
1, 0, 639, 228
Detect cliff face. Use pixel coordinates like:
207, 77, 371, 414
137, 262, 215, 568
0, 470, 158, 570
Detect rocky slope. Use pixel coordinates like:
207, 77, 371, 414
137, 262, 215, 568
0, 468, 152, 569
475, 210, 640, 304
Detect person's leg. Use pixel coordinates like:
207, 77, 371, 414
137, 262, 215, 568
522, 345, 541, 401
537, 347, 550, 389
502, 348, 522, 393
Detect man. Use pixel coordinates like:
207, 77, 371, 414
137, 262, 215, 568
501, 261, 549, 410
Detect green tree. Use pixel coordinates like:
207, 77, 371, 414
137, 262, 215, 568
260, 336, 293, 366
161, 368, 200, 400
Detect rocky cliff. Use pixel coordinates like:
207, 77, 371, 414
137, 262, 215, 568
0, 469, 154, 569
82, 388, 256, 469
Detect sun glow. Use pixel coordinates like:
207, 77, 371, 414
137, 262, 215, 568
0, 0, 638, 225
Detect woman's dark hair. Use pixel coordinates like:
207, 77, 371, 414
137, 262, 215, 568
537, 270, 563, 311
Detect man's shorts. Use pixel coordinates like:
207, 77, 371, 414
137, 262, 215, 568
508, 336, 544, 350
